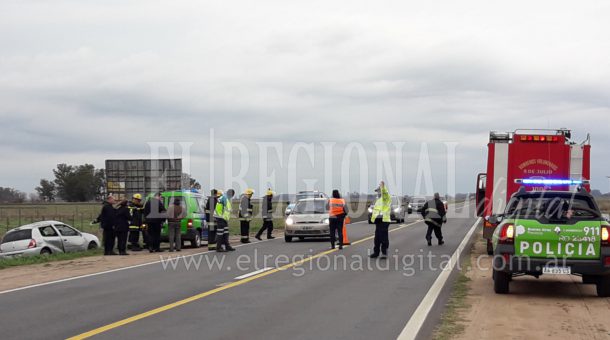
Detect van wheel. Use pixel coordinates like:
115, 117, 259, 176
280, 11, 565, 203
285, 235, 293, 243
191, 233, 201, 248
493, 269, 510, 294
40, 248, 52, 255
596, 276, 610, 297
486, 240, 494, 256
87, 242, 98, 250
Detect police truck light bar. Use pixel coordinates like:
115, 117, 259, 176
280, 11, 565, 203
515, 179, 590, 186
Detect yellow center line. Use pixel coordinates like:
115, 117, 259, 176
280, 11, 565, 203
67, 219, 422, 340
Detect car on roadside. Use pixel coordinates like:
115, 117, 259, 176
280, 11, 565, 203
491, 188, 610, 297
409, 196, 428, 214
0, 221, 100, 258
367, 196, 409, 224
285, 191, 328, 216
152, 190, 206, 248
284, 198, 330, 242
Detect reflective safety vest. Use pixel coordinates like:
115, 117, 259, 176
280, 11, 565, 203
370, 187, 391, 223
214, 196, 232, 222
329, 198, 346, 217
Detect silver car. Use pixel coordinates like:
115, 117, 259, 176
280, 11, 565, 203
285, 191, 328, 216
284, 198, 330, 242
0, 221, 100, 258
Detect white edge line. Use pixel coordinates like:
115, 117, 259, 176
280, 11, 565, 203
0, 220, 372, 295
234, 267, 275, 280
396, 217, 482, 340
0, 236, 280, 295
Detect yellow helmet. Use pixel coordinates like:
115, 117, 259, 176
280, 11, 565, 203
216, 190, 223, 196
245, 188, 255, 195
266, 189, 274, 196
132, 193, 142, 200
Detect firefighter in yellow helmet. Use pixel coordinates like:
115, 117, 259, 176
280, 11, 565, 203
128, 193, 146, 251
239, 189, 255, 243
255, 189, 276, 240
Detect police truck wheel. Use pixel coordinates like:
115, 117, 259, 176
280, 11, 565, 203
493, 269, 510, 294
285, 235, 293, 242
595, 276, 610, 297
191, 233, 201, 248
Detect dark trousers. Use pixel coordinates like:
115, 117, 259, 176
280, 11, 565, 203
208, 222, 217, 249
329, 216, 345, 248
425, 221, 443, 242
103, 228, 115, 255
148, 223, 162, 251
116, 230, 128, 254
373, 219, 390, 255
256, 220, 274, 239
215, 218, 231, 250
128, 228, 141, 246
240, 220, 250, 241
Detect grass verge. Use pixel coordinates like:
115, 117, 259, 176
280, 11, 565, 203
432, 237, 476, 340
0, 248, 104, 270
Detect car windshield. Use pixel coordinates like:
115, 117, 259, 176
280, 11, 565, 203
392, 197, 401, 205
292, 200, 328, 214
505, 195, 599, 221
412, 198, 426, 204
296, 193, 323, 201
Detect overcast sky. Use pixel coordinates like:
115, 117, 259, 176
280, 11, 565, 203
1, 0, 609, 195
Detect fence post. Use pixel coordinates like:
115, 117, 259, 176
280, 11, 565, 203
18, 208, 22, 226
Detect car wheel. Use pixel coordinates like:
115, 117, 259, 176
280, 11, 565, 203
285, 235, 293, 242
493, 269, 510, 294
40, 248, 52, 255
596, 276, 610, 297
191, 233, 201, 248
87, 242, 98, 250
486, 239, 494, 256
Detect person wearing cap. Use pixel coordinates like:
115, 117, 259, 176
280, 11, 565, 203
422, 193, 447, 246
144, 192, 167, 253
370, 181, 391, 259
99, 194, 118, 256
127, 193, 146, 251
239, 189, 255, 243
205, 189, 221, 250
167, 198, 187, 252
214, 189, 236, 252
255, 189, 276, 240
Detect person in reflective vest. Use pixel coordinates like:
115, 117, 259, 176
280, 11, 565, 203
421, 193, 447, 246
255, 189, 276, 240
239, 189, 254, 243
127, 193, 146, 251
214, 189, 236, 252
370, 181, 391, 259
205, 189, 220, 250
328, 190, 348, 250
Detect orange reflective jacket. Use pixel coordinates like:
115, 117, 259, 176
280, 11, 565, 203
329, 198, 346, 217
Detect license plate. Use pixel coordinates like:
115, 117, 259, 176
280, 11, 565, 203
301, 226, 312, 230
542, 266, 571, 275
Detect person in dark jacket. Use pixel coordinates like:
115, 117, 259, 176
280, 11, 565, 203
421, 193, 447, 246
98, 195, 117, 256
144, 192, 167, 253
255, 189, 275, 240
205, 189, 220, 250
115, 200, 131, 255
128, 194, 146, 251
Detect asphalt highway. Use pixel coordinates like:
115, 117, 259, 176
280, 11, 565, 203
0, 203, 479, 340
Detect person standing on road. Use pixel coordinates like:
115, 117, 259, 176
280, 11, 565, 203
370, 181, 391, 259
238, 189, 255, 243
128, 193, 145, 251
422, 193, 447, 246
115, 200, 131, 256
214, 189, 236, 252
167, 198, 186, 252
99, 194, 117, 256
144, 192, 167, 253
205, 189, 220, 251
255, 189, 276, 240
329, 190, 348, 250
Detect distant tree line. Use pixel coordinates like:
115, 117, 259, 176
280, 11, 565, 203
36, 163, 106, 202
0, 187, 27, 203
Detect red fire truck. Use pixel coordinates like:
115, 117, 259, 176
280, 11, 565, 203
476, 128, 591, 255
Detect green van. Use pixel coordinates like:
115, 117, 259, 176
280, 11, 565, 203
148, 190, 206, 248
